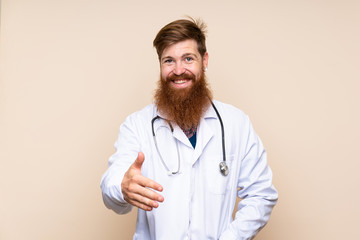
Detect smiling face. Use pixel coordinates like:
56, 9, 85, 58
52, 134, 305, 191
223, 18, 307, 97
160, 39, 208, 90
154, 39, 212, 129
153, 19, 212, 128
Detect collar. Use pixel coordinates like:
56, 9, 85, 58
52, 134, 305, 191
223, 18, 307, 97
202, 101, 218, 120
152, 101, 219, 148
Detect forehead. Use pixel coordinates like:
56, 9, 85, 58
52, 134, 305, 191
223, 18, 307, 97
161, 39, 200, 59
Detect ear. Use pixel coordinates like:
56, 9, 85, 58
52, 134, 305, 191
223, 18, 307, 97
202, 52, 209, 70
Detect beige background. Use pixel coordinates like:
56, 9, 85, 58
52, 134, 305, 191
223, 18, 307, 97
1, 0, 359, 239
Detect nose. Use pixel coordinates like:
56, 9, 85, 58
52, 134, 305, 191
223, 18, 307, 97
173, 62, 186, 76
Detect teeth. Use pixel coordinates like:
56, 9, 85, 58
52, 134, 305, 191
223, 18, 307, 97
174, 80, 187, 84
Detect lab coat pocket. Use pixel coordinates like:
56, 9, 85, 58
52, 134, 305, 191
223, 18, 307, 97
203, 155, 234, 195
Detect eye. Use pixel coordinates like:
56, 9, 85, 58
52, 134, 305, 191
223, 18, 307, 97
164, 59, 173, 64
185, 57, 193, 62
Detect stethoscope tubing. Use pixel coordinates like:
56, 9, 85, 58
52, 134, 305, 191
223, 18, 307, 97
211, 102, 226, 163
151, 101, 228, 176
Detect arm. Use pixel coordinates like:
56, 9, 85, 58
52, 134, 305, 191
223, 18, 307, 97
220, 120, 278, 240
100, 115, 163, 214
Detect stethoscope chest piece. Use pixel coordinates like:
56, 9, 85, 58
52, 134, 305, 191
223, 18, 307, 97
219, 161, 229, 176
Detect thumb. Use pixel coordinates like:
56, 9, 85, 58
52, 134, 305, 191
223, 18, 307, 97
133, 152, 145, 170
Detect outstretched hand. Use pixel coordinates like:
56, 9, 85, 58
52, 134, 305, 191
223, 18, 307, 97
121, 152, 164, 211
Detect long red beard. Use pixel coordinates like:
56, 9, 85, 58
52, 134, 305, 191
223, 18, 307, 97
154, 71, 212, 129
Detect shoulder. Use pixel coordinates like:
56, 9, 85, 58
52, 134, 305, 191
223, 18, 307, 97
120, 104, 157, 131
212, 100, 260, 147
212, 100, 249, 123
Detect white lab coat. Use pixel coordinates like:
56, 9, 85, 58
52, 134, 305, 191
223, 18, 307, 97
100, 100, 278, 240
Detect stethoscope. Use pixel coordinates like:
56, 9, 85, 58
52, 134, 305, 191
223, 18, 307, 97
151, 102, 229, 176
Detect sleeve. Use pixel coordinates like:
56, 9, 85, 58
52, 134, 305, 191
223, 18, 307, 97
100, 114, 142, 214
220, 118, 278, 240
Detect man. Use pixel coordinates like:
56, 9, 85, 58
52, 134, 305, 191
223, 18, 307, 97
101, 18, 278, 240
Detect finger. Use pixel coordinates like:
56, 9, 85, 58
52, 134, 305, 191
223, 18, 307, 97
125, 191, 161, 209
133, 152, 145, 170
127, 197, 154, 212
136, 175, 163, 193
125, 179, 164, 202
137, 183, 164, 202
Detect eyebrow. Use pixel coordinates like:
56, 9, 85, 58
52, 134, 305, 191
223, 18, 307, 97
183, 53, 199, 59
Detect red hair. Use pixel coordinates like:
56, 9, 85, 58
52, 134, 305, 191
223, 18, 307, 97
153, 18, 207, 60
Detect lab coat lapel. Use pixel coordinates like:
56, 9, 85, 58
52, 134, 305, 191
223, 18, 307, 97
173, 125, 193, 148
152, 114, 170, 133
154, 104, 219, 154
192, 105, 217, 165
155, 110, 192, 148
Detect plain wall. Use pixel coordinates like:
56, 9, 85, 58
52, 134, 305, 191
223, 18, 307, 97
1, 0, 359, 239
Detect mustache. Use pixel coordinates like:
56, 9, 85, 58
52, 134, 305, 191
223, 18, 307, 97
166, 72, 196, 82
